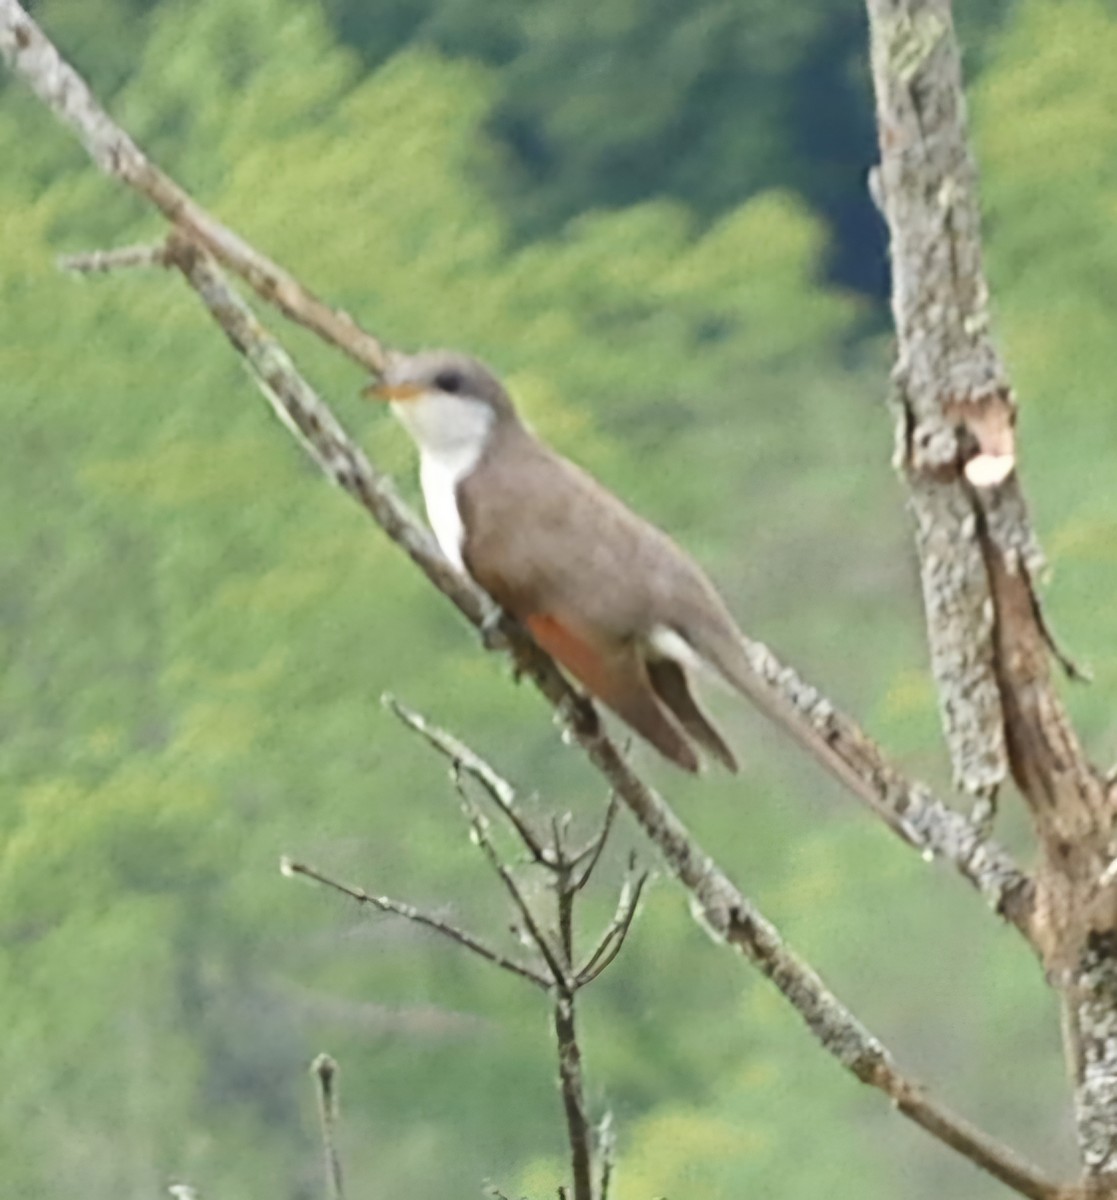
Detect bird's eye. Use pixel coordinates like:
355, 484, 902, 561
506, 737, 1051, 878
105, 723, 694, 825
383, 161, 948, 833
435, 370, 464, 394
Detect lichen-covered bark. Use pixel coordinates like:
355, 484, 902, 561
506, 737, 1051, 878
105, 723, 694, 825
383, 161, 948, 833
742, 636, 1033, 928
865, 0, 1117, 1182
869, 0, 1014, 796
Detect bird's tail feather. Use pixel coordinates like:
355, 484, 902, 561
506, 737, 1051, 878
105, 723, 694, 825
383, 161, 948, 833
683, 618, 870, 797
647, 658, 738, 773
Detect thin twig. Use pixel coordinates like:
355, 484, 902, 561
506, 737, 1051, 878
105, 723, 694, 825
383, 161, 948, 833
281, 858, 549, 989
59, 241, 169, 273
311, 1053, 346, 1200
597, 1112, 616, 1200
576, 864, 649, 987
557, 867, 576, 970
551, 813, 570, 862
451, 773, 570, 988
551, 991, 594, 1200
572, 794, 619, 890
385, 693, 554, 866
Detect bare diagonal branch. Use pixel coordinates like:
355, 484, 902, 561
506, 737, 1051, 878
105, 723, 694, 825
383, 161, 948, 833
558, 738, 1065, 1200
160, 232, 491, 615
282, 858, 549, 989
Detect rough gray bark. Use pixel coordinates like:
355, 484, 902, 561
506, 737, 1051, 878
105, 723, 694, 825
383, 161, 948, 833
865, 0, 1117, 1187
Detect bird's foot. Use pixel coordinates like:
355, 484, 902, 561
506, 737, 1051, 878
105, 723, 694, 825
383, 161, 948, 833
479, 605, 512, 654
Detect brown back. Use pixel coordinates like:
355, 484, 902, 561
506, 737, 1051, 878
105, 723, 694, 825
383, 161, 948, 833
458, 422, 732, 645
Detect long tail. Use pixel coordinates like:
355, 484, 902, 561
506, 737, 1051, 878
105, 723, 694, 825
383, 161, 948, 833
683, 614, 875, 800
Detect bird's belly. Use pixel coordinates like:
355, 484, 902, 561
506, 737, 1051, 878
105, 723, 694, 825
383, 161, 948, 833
419, 450, 474, 572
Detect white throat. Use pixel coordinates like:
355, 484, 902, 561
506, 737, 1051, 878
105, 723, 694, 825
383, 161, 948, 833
391, 391, 495, 571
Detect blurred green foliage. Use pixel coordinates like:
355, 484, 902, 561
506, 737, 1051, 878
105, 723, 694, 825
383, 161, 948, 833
1, 0, 1112, 1196
14, 0, 1016, 294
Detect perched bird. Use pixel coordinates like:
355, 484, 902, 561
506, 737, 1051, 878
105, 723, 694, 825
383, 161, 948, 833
368, 349, 774, 773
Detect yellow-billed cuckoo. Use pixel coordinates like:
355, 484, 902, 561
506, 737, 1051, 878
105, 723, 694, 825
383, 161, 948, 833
369, 349, 773, 774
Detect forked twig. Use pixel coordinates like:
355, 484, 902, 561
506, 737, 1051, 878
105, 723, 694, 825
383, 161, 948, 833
289, 706, 647, 1200
576, 861, 649, 987
450, 769, 570, 988
385, 693, 554, 866
573, 794, 620, 890
389, 705, 650, 1200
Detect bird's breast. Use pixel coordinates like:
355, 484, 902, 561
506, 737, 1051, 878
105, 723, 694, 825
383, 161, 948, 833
419, 446, 482, 573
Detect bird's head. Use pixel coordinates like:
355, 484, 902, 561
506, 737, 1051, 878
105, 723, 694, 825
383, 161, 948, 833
364, 349, 517, 459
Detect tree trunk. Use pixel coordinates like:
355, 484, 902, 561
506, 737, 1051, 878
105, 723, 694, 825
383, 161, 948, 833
864, 0, 1117, 1187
